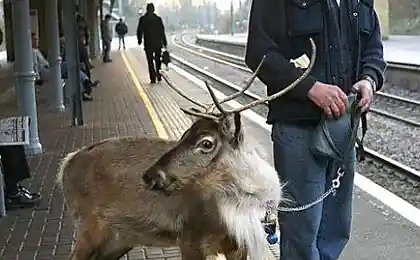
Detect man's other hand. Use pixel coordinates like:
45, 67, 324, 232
352, 79, 373, 113
308, 82, 349, 119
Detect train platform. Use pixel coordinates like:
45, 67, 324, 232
195, 33, 420, 66
0, 38, 419, 260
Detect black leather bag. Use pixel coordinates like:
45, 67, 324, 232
309, 93, 367, 161
161, 49, 171, 66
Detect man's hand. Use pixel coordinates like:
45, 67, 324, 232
352, 79, 373, 113
308, 82, 349, 119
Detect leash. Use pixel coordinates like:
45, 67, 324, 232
263, 95, 368, 244
276, 166, 345, 212
273, 159, 349, 213
276, 93, 367, 213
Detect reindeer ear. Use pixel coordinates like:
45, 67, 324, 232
219, 113, 237, 139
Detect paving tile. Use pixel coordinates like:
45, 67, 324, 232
0, 51, 182, 259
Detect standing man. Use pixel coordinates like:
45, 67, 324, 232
115, 18, 128, 50
100, 14, 113, 63
136, 3, 168, 84
245, 0, 386, 260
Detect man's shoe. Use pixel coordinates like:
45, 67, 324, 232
17, 184, 41, 199
5, 190, 42, 210
91, 80, 100, 87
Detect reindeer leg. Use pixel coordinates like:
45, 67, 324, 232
220, 237, 247, 260
224, 249, 247, 260
86, 231, 132, 260
69, 232, 96, 260
179, 241, 207, 260
93, 246, 133, 260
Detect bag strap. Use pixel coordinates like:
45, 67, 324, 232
320, 93, 365, 162
355, 111, 367, 162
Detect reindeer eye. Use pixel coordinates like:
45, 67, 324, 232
201, 140, 213, 149
198, 137, 215, 153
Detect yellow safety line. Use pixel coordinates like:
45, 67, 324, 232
121, 50, 275, 260
121, 51, 169, 140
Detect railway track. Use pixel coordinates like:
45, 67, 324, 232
175, 34, 420, 127
181, 34, 420, 78
165, 35, 420, 208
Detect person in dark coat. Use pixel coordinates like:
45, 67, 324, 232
245, 0, 386, 259
0, 145, 41, 209
136, 3, 168, 83
115, 18, 128, 50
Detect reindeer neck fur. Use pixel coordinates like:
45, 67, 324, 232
216, 135, 282, 260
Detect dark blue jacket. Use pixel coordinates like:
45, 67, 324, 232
115, 21, 128, 36
245, 0, 387, 124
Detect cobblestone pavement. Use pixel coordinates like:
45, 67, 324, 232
0, 52, 182, 259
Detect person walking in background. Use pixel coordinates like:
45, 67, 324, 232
245, 0, 386, 259
100, 14, 113, 63
115, 18, 128, 50
136, 3, 168, 84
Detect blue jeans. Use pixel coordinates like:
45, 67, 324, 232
271, 123, 356, 260
60, 61, 90, 93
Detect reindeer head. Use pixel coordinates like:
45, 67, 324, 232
143, 38, 317, 195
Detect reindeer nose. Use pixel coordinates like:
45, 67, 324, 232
143, 168, 179, 195
143, 168, 166, 189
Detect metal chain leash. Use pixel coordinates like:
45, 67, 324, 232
276, 167, 346, 212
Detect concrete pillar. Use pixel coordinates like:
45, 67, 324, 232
58, 0, 63, 35
99, 0, 104, 53
118, 0, 123, 17
12, 0, 42, 155
374, 0, 389, 40
3, 1, 14, 62
62, 0, 84, 125
46, 0, 65, 112
78, 0, 88, 17
99, 0, 104, 21
87, 0, 100, 58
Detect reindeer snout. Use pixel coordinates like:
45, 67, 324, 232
142, 167, 179, 195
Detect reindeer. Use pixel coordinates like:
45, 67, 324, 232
56, 38, 316, 260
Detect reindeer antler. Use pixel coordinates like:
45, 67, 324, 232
161, 37, 316, 119
160, 72, 208, 110
207, 37, 317, 114
205, 54, 267, 112
160, 55, 266, 114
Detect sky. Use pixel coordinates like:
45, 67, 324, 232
157, 0, 237, 11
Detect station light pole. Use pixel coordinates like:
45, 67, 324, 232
230, 0, 234, 35
62, 0, 84, 126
